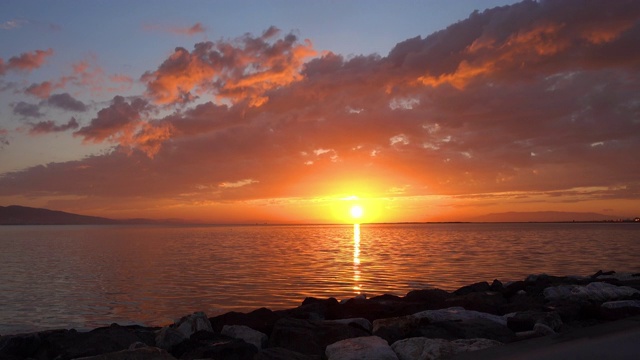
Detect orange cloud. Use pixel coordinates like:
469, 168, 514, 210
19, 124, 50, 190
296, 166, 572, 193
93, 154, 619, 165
142, 27, 317, 106
409, 1, 640, 89
0, 48, 53, 75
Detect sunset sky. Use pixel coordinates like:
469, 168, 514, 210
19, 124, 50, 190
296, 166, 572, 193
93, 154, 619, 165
1, 0, 639, 223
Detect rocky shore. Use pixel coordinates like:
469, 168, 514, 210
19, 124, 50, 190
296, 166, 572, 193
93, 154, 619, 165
1, 271, 640, 360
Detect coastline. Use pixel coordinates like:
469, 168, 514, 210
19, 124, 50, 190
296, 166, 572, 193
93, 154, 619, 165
1, 271, 640, 359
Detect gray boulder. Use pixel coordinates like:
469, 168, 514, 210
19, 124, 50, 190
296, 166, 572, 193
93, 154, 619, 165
174, 312, 213, 338
543, 282, 640, 302
269, 317, 371, 356
326, 336, 398, 360
413, 307, 507, 326
372, 315, 422, 344
254, 347, 322, 360
323, 318, 373, 333
600, 300, 640, 320
74, 344, 176, 360
391, 337, 502, 360
155, 311, 213, 350
221, 324, 268, 350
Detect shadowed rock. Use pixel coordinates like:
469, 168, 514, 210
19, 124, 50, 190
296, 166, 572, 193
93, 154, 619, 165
73, 343, 176, 360
254, 347, 322, 360
326, 336, 398, 360
210, 307, 282, 335
268, 317, 370, 356
391, 337, 503, 360
221, 324, 268, 350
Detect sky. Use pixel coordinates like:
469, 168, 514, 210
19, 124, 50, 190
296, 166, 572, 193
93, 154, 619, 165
0, 0, 639, 224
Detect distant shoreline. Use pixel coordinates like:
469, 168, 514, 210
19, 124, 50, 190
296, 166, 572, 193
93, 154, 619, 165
1, 205, 638, 225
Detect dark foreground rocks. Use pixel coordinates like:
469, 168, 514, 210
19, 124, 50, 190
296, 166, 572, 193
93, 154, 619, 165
1, 271, 639, 360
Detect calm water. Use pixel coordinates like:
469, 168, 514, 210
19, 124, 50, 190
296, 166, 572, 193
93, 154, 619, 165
1, 223, 639, 334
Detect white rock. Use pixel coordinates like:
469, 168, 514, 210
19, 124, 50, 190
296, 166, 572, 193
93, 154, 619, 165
221, 324, 268, 350
324, 318, 373, 332
326, 336, 398, 360
543, 282, 640, 302
412, 307, 507, 326
391, 337, 502, 360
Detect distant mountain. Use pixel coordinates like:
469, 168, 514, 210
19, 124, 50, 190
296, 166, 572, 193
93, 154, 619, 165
471, 211, 622, 223
0, 205, 120, 225
0, 205, 188, 225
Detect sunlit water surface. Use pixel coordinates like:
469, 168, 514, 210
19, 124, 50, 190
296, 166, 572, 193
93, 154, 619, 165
1, 223, 639, 334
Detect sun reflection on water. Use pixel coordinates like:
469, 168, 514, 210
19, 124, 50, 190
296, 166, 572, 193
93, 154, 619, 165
353, 223, 361, 294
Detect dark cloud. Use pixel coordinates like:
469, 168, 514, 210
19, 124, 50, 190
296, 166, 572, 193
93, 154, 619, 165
74, 95, 147, 143
47, 93, 87, 112
12, 101, 42, 118
29, 117, 79, 135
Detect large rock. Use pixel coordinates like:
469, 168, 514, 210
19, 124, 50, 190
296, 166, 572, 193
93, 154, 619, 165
599, 300, 640, 320
414, 318, 515, 343
73, 344, 176, 360
372, 315, 422, 344
543, 282, 640, 302
326, 336, 398, 360
8, 325, 158, 360
373, 307, 514, 344
402, 289, 451, 306
391, 337, 503, 360
177, 338, 257, 360
269, 317, 370, 356
340, 296, 408, 321
445, 291, 507, 314
255, 347, 322, 360
174, 312, 212, 338
210, 307, 282, 335
0, 325, 157, 360
413, 307, 507, 326
221, 324, 268, 350
155, 327, 187, 351
505, 310, 563, 332
285, 297, 344, 320
453, 281, 491, 296
323, 318, 372, 333
156, 312, 213, 350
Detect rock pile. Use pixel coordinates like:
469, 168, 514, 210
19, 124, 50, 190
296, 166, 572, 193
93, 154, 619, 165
1, 271, 639, 359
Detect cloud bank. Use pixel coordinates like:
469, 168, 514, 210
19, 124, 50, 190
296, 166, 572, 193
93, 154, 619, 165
1, 0, 639, 220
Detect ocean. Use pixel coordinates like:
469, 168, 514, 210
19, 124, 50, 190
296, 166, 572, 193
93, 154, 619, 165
1, 222, 638, 334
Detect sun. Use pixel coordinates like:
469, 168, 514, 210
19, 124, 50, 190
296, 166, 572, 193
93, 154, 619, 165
350, 205, 364, 219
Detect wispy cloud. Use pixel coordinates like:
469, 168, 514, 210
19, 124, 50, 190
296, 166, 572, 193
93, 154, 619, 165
143, 22, 207, 36
0, 19, 28, 30
29, 117, 79, 135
